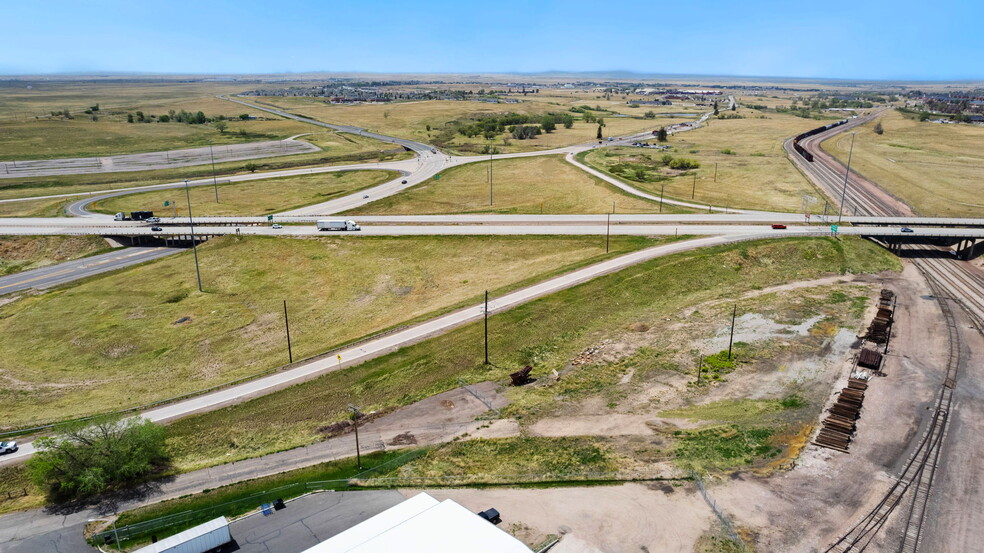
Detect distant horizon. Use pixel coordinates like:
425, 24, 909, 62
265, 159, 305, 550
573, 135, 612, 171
2, 0, 981, 81
1, 69, 981, 86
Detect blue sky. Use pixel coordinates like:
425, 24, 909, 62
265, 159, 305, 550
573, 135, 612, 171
1, 0, 980, 80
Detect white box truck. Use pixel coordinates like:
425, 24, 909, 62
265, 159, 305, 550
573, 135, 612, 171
132, 517, 231, 553
317, 220, 361, 231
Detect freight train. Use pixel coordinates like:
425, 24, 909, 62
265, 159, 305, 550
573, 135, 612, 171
791, 119, 849, 162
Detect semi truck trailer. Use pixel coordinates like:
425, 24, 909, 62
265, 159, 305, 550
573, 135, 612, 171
317, 220, 361, 231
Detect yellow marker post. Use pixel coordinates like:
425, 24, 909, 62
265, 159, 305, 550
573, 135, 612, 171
337, 354, 342, 370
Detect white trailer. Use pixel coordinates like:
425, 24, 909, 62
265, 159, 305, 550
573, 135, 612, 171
317, 220, 361, 231
132, 517, 231, 553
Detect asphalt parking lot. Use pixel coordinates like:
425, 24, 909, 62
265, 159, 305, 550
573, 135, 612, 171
226, 490, 406, 553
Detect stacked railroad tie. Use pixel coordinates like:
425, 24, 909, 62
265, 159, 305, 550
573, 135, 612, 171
814, 372, 872, 453
865, 289, 896, 344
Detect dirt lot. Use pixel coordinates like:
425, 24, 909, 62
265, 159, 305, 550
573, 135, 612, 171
708, 263, 947, 552
420, 483, 716, 553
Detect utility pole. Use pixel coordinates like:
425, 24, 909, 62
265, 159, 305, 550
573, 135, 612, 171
727, 304, 737, 360
208, 141, 219, 203
837, 133, 856, 226
184, 179, 203, 292
696, 354, 703, 384
348, 405, 363, 469
484, 291, 489, 365
692, 173, 697, 199
659, 183, 664, 213
606, 213, 611, 253
612, 200, 615, 214
488, 141, 493, 206
283, 300, 293, 364
714, 163, 717, 182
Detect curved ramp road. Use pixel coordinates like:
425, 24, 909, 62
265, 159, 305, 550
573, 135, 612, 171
0, 233, 770, 466
0, 137, 320, 179
0, 246, 182, 294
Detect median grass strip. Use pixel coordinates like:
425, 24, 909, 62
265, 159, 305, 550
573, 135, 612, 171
164, 237, 899, 472
347, 155, 684, 215
0, 234, 655, 429
821, 109, 984, 217
92, 170, 397, 216
0, 235, 112, 276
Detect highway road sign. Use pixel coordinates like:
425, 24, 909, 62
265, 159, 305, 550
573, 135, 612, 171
163, 201, 170, 206
268, 215, 274, 221
831, 225, 838, 233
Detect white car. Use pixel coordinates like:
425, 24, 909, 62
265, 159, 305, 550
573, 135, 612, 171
271, 224, 283, 229
0, 441, 17, 454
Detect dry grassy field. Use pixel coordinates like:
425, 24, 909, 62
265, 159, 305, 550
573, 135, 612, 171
821, 109, 984, 217
347, 155, 682, 215
0, 234, 653, 429
582, 108, 825, 211
256, 93, 696, 154
93, 170, 396, 216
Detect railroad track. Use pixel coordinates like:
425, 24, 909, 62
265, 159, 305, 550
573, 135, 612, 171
788, 111, 983, 552
823, 269, 960, 553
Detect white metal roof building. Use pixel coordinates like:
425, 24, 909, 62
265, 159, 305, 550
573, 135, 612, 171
301, 492, 533, 553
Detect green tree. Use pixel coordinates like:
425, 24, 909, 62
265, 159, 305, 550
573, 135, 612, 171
214, 120, 228, 133
245, 162, 258, 173
158, 114, 170, 123
27, 416, 168, 500
644, 110, 656, 119
657, 127, 668, 142
135, 111, 145, 122
239, 113, 250, 120
713, 101, 719, 116
596, 125, 603, 140
126, 113, 134, 123
873, 122, 884, 135
541, 115, 556, 133
597, 117, 605, 127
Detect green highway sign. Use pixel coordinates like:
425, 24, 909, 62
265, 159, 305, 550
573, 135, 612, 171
268, 215, 274, 221
831, 225, 838, 233
435, 174, 441, 180
163, 201, 170, 207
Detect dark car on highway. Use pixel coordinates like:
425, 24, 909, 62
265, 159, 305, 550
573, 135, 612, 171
771, 224, 787, 229
151, 227, 163, 232
901, 227, 914, 233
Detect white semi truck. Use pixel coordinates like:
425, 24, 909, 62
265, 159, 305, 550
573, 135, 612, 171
317, 220, 361, 231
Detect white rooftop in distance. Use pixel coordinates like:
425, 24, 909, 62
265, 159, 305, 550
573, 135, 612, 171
301, 492, 533, 553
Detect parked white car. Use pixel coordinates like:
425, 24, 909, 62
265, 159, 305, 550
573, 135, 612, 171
0, 441, 17, 454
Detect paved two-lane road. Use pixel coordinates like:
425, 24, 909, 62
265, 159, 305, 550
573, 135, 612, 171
0, 246, 182, 294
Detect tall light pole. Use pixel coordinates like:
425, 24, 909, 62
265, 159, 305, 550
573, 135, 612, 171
184, 179, 203, 292
208, 141, 219, 203
659, 183, 664, 213
837, 132, 856, 226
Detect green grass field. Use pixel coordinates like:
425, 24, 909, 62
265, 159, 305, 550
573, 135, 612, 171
93, 170, 396, 216
0, 235, 653, 430
0, 235, 112, 276
821, 109, 984, 217
0, 130, 410, 202
162, 237, 899, 472
346, 155, 685, 215
581, 109, 825, 212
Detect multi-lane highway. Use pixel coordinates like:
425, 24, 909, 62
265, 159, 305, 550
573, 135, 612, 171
0, 135, 320, 179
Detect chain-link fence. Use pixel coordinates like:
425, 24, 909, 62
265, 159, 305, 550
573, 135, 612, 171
94, 448, 428, 547
691, 470, 749, 552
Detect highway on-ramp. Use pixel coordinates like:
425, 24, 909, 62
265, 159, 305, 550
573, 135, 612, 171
0, 246, 183, 294
0, 233, 770, 466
